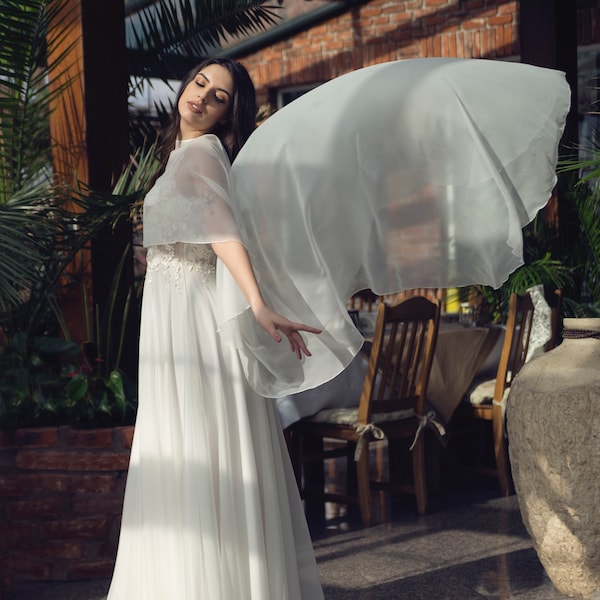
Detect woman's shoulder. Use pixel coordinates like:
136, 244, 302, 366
181, 134, 229, 162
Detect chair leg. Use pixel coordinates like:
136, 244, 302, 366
425, 432, 441, 494
355, 442, 373, 527
303, 435, 325, 497
493, 404, 513, 496
412, 435, 428, 515
346, 441, 358, 496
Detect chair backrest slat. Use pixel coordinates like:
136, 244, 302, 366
494, 292, 535, 401
357, 296, 441, 423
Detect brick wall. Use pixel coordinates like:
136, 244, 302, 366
238, 1, 600, 112
0, 426, 133, 595
239, 0, 519, 108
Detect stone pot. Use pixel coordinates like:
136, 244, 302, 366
507, 318, 600, 599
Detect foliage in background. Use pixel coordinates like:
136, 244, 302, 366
557, 156, 600, 315
473, 169, 600, 324
0, 331, 137, 429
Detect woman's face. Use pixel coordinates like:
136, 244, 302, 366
178, 63, 234, 139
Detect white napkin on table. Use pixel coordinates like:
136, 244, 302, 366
525, 284, 552, 362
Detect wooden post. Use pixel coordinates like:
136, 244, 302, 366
519, 0, 578, 235
47, 0, 137, 379
519, 0, 578, 149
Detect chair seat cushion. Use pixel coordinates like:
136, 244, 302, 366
464, 378, 510, 405
307, 406, 415, 425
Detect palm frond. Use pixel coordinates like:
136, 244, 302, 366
127, 0, 280, 79
575, 191, 600, 300
0, 0, 79, 201
0, 181, 62, 312
503, 254, 574, 296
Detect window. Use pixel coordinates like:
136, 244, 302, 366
276, 84, 318, 109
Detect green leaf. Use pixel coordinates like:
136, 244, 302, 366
66, 373, 88, 402
97, 392, 112, 415
33, 336, 81, 356
106, 371, 126, 416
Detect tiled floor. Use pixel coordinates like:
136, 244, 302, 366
308, 486, 570, 599
8, 452, 571, 600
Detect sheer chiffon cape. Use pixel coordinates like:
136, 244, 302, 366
216, 58, 571, 399
143, 134, 241, 246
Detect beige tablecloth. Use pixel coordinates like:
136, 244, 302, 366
427, 323, 502, 423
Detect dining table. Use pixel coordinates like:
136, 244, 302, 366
426, 320, 502, 422
276, 313, 503, 429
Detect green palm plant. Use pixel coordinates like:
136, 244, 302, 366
554, 168, 600, 316
472, 168, 600, 324
127, 0, 279, 74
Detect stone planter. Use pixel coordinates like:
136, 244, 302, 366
0, 425, 133, 596
507, 318, 600, 599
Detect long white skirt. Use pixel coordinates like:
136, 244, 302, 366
107, 243, 323, 600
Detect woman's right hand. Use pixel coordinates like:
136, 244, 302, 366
252, 305, 321, 360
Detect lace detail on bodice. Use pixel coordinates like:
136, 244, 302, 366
146, 243, 216, 291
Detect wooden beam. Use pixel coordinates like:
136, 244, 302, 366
519, 0, 578, 148
48, 0, 137, 380
519, 0, 580, 270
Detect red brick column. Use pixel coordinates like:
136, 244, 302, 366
0, 426, 133, 595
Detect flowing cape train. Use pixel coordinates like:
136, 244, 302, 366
217, 58, 571, 398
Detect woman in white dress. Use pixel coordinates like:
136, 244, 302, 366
107, 58, 325, 600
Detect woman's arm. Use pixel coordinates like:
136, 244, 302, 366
211, 240, 321, 358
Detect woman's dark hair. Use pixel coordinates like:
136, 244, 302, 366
154, 58, 256, 178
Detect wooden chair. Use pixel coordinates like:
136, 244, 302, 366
452, 292, 536, 496
290, 296, 442, 527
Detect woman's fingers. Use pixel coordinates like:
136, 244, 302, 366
284, 331, 309, 359
254, 306, 321, 359
276, 322, 321, 359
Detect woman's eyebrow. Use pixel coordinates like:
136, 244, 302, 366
198, 72, 232, 99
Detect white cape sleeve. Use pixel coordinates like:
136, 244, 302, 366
143, 134, 242, 247
217, 58, 571, 398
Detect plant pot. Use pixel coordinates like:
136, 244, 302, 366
507, 318, 600, 599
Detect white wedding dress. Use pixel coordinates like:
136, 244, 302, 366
107, 135, 324, 599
